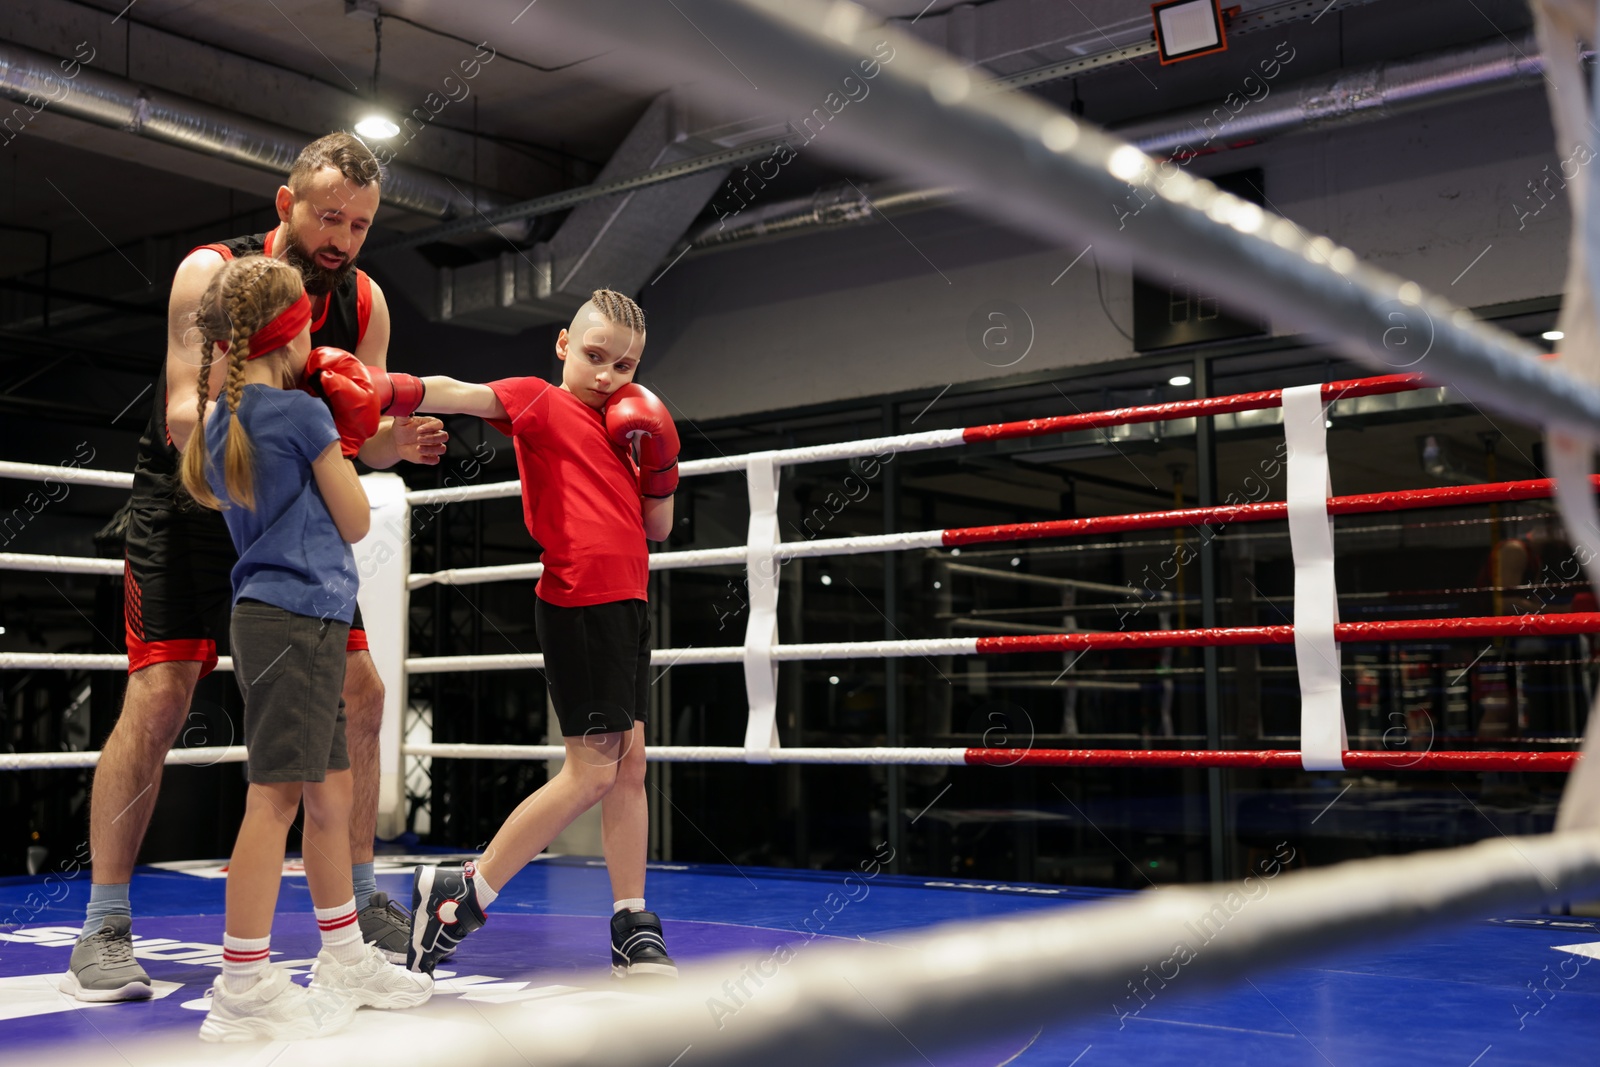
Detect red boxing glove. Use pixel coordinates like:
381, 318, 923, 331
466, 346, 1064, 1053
604, 384, 680, 499
303, 346, 380, 458
373, 370, 426, 417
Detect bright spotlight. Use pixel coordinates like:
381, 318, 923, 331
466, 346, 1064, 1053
355, 114, 400, 139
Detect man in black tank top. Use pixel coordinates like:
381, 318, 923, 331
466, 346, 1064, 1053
67, 133, 449, 1001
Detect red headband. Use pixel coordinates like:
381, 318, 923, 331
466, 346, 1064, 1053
218, 293, 313, 359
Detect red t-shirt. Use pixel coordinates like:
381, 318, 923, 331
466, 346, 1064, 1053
487, 377, 647, 606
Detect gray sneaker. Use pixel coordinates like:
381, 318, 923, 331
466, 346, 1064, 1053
59, 916, 152, 1002
359, 892, 419, 965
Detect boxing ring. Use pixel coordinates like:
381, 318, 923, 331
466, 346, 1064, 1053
5, 369, 1594, 777
2, 324, 1597, 1062
6, 0, 1600, 1061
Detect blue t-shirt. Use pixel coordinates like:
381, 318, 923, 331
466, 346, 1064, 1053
205, 386, 360, 624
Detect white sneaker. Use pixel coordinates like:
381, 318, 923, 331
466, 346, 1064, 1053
310, 943, 434, 1009
198, 966, 357, 1043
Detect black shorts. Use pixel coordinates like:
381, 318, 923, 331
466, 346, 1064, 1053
535, 596, 650, 737
122, 501, 368, 679
232, 600, 350, 783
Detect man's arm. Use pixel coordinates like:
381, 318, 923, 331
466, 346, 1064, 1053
164, 249, 227, 454
353, 280, 449, 468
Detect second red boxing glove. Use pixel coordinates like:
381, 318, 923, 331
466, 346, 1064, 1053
373, 370, 426, 418
604, 384, 680, 499
303, 346, 380, 458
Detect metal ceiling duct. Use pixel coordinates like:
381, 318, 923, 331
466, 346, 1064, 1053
684, 33, 1547, 255
683, 180, 957, 254
0, 38, 508, 222
436, 93, 730, 332
1115, 33, 1545, 157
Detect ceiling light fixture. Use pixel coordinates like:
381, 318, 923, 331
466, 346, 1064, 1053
1152, 0, 1229, 65
353, 6, 398, 141
355, 114, 400, 139
1168, 374, 1193, 386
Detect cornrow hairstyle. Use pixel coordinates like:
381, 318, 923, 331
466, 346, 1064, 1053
590, 288, 646, 335
179, 255, 305, 512
288, 131, 383, 195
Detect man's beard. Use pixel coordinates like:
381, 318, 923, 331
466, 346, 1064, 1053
283, 238, 358, 296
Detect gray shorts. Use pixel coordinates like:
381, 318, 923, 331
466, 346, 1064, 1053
231, 599, 350, 783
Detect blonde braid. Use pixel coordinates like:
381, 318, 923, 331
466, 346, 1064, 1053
219, 264, 262, 509
180, 339, 223, 510
223, 276, 253, 413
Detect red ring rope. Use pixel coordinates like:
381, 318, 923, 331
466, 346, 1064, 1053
945, 476, 1599, 547
963, 749, 1578, 771
959, 373, 1424, 443
973, 612, 1600, 653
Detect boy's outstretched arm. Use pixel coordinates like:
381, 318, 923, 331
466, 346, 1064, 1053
374, 370, 508, 422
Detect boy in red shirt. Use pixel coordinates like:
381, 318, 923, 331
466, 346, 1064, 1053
378, 290, 679, 979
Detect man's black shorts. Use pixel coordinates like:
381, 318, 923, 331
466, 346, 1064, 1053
123, 502, 367, 678
535, 596, 650, 737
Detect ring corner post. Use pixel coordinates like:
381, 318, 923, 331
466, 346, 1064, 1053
356, 471, 412, 841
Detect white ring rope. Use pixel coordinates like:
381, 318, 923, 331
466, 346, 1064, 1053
0, 459, 133, 489
407, 533, 947, 589
409, 561, 545, 589
407, 743, 970, 765
0, 552, 121, 576
403, 479, 522, 507
0, 746, 245, 771
403, 640, 980, 675
400, 429, 968, 507
0, 652, 234, 672
671, 428, 969, 477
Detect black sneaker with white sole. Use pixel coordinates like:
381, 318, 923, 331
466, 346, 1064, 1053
610, 909, 677, 979
407, 864, 487, 975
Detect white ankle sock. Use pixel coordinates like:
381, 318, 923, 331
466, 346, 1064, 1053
222, 933, 271, 992
466, 861, 498, 910
614, 897, 646, 914
314, 899, 365, 966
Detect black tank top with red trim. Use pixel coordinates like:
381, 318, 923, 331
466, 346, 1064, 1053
130, 231, 373, 508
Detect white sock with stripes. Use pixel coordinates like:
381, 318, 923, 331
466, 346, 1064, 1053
314, 898, 365, 966
614, 897, 646, 914
222, 933, 271, 993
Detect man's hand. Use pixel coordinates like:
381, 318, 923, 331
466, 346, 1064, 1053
392, 415, 449, 466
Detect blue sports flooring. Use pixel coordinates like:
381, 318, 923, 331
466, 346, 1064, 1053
1, 852, 1597, 1065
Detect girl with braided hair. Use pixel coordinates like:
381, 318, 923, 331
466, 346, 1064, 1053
179, 255, 433, 1041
